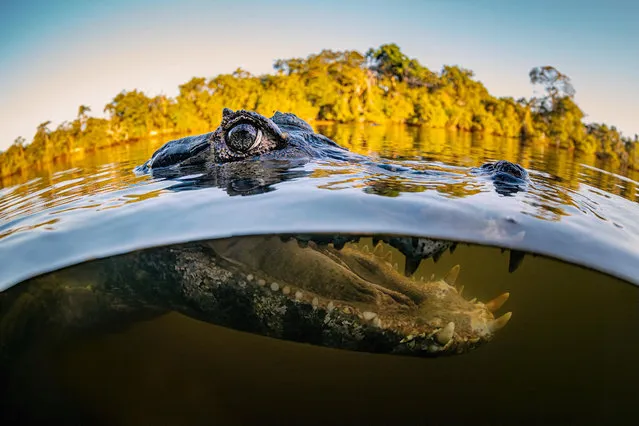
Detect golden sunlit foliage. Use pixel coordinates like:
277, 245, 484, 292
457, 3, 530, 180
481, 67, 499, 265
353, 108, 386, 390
1, 44, 637, 178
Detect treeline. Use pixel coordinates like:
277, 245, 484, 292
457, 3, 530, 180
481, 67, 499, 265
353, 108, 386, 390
1, 43, 637, 178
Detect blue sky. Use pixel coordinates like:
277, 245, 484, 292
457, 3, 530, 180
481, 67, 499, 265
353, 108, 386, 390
1, 0, 637, 149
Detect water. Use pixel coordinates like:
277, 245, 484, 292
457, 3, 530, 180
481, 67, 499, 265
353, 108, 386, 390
1, 236, 637, 425
1, 124, 639, 425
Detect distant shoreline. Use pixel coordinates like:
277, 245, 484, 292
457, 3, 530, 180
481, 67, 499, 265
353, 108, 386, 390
2, 44, 637, 179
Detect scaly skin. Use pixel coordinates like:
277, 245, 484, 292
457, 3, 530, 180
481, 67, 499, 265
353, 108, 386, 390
0, 236, 511, 361
96, 236, 512, 357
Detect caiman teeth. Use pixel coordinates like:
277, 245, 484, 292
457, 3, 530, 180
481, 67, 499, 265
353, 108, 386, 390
485, 292, 510, 312
404, 256, 422, 277
362, 311, 378, 321
443, 264, 460, 286
488, 312, 512, 333
373, 242, 383, 255
509, 250, 525, 273
436, 322, 455, 345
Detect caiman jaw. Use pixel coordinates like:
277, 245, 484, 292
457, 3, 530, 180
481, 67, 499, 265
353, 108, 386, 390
204, 237, 512, 357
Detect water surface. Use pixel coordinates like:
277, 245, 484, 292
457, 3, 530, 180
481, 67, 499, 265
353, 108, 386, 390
1, 125, 638, 289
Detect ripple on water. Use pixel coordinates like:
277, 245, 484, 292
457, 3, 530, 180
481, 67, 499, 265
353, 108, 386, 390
0, 128, 639, 291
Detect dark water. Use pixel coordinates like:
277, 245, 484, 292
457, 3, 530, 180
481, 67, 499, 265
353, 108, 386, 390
1, 125, 639, 425
2, 236, 637, 425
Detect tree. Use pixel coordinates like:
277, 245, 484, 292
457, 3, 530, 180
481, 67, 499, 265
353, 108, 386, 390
30, 121, 52, 161
529, 66, 575, 112
77, 105, 91, 132
366, 43, 437, 88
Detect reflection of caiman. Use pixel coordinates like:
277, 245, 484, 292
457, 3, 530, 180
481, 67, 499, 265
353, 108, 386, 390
137, 109, 530, 275
0, 236, 511, 360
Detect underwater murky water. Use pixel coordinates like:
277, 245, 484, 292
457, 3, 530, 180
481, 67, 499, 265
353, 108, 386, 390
1, 125, 639, 425
1, 235, 637, 425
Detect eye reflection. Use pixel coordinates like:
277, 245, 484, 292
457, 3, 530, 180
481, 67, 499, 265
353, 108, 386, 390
227, 123, 261, 153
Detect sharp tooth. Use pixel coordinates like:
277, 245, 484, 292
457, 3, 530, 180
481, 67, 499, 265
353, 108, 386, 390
436, 322, 455, 345
372, 317, 382, 328
404, 256, 422, 277
327, 301, 335, 311
362, 244, 370, 253
295, 291, 303, 300
257, 279, 266, 287
458, 285, 464, 296
400, 335, 415, 343
485, 292, 510, 312
373, 243, 383, 255
270, 282, 280, 292
469, 297, 476, 303
509, 250, 525, 273
393, 262, 399, 271
312, 297, 319, 308
488, 312, 512, 333
282, 286, 291, 295
362, 311, 377, 321
246, 274, 254, 281
443, 264, 460, 286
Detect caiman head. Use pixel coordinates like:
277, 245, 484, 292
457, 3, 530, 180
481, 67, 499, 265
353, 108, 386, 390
212, 109, 349, 163
178, 235, 512, 357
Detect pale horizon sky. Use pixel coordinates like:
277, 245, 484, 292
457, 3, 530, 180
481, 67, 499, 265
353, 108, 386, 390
1, 0, 637, 150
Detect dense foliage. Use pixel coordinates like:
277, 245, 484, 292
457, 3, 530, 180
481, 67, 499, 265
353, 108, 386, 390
1, 44, 637, 178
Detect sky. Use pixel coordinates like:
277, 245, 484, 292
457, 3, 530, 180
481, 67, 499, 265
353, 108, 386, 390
0, 0, 637, 149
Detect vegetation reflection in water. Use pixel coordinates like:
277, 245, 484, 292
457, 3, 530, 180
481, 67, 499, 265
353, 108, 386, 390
1, 234, 637, 425
1, 124, 638, 221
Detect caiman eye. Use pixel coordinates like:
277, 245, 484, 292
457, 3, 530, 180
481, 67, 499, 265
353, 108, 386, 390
226, 123, 262, 153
